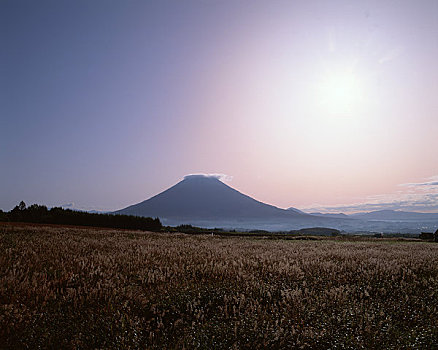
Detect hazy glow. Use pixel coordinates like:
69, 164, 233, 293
317, 70, 364, 116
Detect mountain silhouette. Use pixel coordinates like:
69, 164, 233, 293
115, 175, 310, 223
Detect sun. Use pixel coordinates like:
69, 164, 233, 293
317, 71, 363, 116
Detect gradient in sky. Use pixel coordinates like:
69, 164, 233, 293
1, 0, 437, 213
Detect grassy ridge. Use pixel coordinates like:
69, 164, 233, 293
1, 224, 438, 349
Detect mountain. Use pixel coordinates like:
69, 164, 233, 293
287, 207, 307, 215
287, 207, 349, 218
115, 175, 312, 227
309, 212, 350, 219
350, 210, 438, 221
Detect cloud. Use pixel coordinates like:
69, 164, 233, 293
302, 176, 438, 214
378, 47, 403, 64
400, 176, 438, 187
58, 202, 114, 212
183, 173, 233, 182
61, 202, 75, 208
404, 182, 438, 187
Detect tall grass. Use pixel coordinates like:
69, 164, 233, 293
1, 225, 437, 349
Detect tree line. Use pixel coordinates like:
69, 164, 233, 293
0, 201, 162, 231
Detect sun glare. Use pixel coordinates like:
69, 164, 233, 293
318, 71, 363, 116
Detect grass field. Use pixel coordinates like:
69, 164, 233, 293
1, 224, 438, 349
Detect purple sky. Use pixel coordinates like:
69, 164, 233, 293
2, 0, 437, 213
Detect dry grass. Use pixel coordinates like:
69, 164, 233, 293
1, 224, 438, 349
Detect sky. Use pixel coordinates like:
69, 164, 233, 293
1, 0, 437, 213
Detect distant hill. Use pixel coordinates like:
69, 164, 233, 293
309, 212, 350, 219
288, 208, 349, 219
349, 210, 438, 221
290, 227, 341, 236
287, 207, 307, 215
115, 175, 311, 225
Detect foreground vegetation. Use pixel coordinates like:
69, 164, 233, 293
1, 224, 438, 349
0, 201, 162, 231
